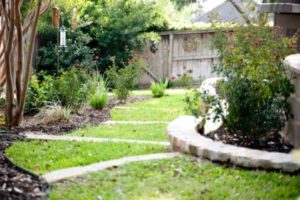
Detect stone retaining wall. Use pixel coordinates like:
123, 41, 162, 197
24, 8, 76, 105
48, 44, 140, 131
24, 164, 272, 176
285, 54, 300, 147
167, 116, 300, 172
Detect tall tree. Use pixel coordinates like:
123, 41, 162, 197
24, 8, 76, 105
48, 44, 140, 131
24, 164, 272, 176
0, 0, 51, 126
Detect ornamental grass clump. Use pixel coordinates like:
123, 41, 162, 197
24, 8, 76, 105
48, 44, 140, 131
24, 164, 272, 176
213, 25, 298, 140
150, 80, 168, 98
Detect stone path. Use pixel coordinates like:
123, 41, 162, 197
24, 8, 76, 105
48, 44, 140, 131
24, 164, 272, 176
103, 120, 168, 125
20, 97, 183, 183
43, 153, 181, 183
23, 133, 170, 146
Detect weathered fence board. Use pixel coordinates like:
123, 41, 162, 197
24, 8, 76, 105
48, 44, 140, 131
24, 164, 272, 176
138, 30, 220, 86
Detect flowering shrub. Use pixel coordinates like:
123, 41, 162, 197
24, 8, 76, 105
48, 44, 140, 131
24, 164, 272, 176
213, 25, 297, 140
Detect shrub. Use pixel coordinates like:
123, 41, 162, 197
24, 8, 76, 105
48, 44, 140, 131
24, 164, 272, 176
83, 0, 168, 73
51, 68, 89, 110
38, 28, 96, 73
171, 74, 193, 88
213, 25, 297, 140
106, 58, 144, 101
150, 80, 168, 98
88, 74, 109, 110
33, 105, 71, 124
25, 74, 53, 114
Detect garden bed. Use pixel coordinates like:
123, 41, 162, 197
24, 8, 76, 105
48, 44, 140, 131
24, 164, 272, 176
202, 127, 293, 153
167, 116, 300, 172
12, 96, 150, 135
0, 134, 50, 200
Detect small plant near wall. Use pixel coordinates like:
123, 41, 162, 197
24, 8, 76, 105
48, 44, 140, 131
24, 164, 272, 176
150, 80, 168, 98
106, 58, 144, 102
212, 25, 298, 141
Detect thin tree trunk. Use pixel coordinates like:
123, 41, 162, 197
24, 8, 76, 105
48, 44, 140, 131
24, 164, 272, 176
5, 0, 15, 126
13, 0, 42, 125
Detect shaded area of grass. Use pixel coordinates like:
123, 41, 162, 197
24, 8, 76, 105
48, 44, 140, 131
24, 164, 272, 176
5, 140, 166, 175
50, 156, 300, 200
71, 123, 168, 141
111, 94, 186, 121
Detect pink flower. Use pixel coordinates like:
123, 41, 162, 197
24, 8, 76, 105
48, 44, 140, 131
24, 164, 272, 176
95, 56, 100, 60
171, 75, 176, 80
75, 63, 81, 68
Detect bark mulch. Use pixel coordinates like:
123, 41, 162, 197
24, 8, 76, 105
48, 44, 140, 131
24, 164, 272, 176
200, 126, 293, 153
12, 96, 150, 135
0, 134, 50, 200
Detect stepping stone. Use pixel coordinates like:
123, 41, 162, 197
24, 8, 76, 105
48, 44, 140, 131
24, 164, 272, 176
43, 153, 182, 183
23, 133, 170, 146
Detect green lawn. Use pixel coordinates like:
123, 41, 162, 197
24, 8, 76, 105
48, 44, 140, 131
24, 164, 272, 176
111, 94, 186, 121
50, 156, 300, 200
5, 140, 166, 174
71, 123, 168, 141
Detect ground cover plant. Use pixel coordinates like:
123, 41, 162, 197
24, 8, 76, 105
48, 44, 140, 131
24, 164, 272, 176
71, 123, 168, 141
6, 140, 165, 175
50, 156, 300, 200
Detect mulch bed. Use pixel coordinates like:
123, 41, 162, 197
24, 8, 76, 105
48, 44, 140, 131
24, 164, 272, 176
0, 134, 50, 200
12, 95, 150, 135
0, 95, 150, 199
199, 126, 293, 153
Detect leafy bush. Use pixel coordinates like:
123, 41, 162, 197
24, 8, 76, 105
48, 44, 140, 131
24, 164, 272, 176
88, 74, 108, 110
184, 89, 207, 118
213, 25, 297, 140
25, 74, 53, 113
50, 68, 89, 109
150, 80, 168, 98
38, 28, 96, 73
106, 58, 144, 101
83, 0, 167, 72
171, 74, 193, 88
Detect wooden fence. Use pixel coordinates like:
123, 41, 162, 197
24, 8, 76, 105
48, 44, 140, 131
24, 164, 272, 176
138, 29, 220, 86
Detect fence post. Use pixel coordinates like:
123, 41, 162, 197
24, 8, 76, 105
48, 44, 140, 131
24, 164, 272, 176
168, 33, 174, 79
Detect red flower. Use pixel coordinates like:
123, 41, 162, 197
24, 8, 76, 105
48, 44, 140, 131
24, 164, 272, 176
95, 56, 100, 60
75, 63, 81, 68
171, 75, 176, 80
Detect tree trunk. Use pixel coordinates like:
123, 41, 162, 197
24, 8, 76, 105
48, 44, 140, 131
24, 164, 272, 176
0, 0, 51, 127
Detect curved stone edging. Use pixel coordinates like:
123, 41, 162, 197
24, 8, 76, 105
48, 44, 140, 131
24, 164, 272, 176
167, 116, 300, 172
43, 153, 181, 183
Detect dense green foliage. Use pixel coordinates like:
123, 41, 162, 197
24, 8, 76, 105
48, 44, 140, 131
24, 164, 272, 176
25, 75, 49, 113
106, 58, 144, 100
184, 89, 203, 118
83, 0, 167, 72
150, 80, 168, 98
37, 0, 168, 74
38, 27, 96, 73
25, 68, 90, 112
213, 25, 297, 139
